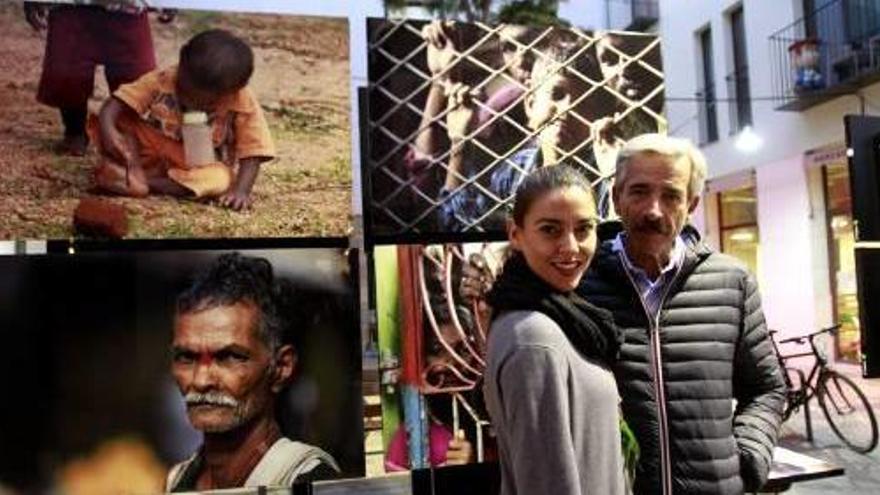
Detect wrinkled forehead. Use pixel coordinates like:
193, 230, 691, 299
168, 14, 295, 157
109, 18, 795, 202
620, 151, 691, 184
173, 302, 263, 350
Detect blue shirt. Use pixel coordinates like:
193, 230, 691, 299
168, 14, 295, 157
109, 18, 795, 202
437, 144, 539, 231
611, 233, 685, 319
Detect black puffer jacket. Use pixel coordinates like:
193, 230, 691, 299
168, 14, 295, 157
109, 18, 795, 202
579, 223, 786, 495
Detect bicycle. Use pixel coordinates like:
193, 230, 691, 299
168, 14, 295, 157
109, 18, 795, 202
770, 324, 879, 454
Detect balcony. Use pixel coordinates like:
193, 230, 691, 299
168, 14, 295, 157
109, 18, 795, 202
770, 0, 880, 112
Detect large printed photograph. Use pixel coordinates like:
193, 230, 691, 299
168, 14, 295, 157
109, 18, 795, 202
366, 18, 665, 236
0, 1, 351, 239
374, 242, 508, 472
0, 247, 362, 493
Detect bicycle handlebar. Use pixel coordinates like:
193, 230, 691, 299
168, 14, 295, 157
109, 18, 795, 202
776, 324, 841, 345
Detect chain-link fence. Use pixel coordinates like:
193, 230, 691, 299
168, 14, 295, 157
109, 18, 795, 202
367, 19, 666, 235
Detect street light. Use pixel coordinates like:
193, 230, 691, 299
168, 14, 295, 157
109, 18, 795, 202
735, 125, 763, 153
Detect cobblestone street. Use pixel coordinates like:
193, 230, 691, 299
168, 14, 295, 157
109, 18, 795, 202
772, 366, 880, 494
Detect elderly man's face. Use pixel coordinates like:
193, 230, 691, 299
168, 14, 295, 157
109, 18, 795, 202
613, 152, 698, 259
171, 301, 277, 433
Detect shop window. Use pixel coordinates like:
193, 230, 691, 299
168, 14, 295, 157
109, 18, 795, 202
823, 162, 860, 363
718, 184, 760, 278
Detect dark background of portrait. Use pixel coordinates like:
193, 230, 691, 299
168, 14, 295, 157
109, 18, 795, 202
366, 18, 664, 239
0, 248, 363, 492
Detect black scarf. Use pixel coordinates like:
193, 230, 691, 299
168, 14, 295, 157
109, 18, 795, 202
487, 252, 622, 365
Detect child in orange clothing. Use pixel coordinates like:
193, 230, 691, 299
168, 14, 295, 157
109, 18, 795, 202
92, 29, 274, 210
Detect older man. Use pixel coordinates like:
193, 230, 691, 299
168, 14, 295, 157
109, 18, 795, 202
580, 134, 786, 494
167, 253, 338, 491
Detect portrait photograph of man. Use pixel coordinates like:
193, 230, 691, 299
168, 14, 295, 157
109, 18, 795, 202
0, 247, 362, 494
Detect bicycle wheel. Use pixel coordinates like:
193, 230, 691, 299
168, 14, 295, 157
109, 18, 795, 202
817, 371, 879, 453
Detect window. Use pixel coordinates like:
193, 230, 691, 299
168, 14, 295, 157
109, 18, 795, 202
697, 27, 718, 144
803, 0, 817, 39
718, 184, 760, 278
823, 161, 860, 363
844, 0, 880, 43
728, 6, 752, 132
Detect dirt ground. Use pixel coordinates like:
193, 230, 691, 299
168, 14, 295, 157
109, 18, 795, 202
0, 4, 352, 239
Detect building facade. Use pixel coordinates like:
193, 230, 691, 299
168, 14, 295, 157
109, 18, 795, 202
654, 0, 880, 368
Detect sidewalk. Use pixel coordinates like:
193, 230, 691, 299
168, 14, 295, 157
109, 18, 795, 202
774, 365, 880, 494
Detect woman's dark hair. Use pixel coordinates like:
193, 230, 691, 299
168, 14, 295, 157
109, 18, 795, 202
179, 29, 254, 94
511, 164, 595, 226
177, 252, 290, 352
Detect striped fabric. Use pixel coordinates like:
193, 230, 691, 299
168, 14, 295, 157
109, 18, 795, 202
610, 232, 685, 318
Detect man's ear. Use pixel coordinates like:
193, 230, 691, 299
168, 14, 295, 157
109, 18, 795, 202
687, 194, 701, 215
271, 344, 296, 393
611, 182, 621, 212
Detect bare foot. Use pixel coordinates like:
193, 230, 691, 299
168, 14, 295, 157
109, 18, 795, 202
94, 162, 149, 197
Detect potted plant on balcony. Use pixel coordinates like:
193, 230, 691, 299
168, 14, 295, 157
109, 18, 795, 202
789, 38, 824, 91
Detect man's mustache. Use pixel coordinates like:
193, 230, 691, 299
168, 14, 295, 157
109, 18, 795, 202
634, 219, 669, 235
184, 391, 239, 408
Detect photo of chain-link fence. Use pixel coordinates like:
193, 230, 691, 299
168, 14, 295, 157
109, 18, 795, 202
367, 18, 666, 236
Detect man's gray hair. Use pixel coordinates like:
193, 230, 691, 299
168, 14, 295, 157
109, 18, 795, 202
614, 133, 708, 200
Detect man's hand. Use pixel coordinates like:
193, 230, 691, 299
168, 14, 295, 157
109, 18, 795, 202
24, 1, 48, 31
445, 83, 480, 141
459, 252, 496, 333
591, 116, 621, 176
460, 252, 495, 302
422, 20, 458, 82
443, 430, 474, 466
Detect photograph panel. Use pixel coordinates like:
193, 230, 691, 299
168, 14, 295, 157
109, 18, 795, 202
0, 1, 351, 239
0, 247, 363, 493
374, 242, 508, 472
366, 18, 665, 236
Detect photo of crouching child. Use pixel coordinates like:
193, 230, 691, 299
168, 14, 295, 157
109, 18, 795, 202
0, 2, 351, 239
91, 29, 272, 211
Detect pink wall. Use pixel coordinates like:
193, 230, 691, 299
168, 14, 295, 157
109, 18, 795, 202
755, 155, 818, 344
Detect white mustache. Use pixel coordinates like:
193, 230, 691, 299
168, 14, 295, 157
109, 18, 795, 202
184, 391, 239, 408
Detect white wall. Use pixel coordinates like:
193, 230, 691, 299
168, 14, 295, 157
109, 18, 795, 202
559, 0, 609, 30
660, 0, 880, 179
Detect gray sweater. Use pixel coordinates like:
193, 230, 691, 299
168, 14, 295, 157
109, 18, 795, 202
484, 310, 626, 495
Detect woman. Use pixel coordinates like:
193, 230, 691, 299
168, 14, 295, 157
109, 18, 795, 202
483, 165, 626, 495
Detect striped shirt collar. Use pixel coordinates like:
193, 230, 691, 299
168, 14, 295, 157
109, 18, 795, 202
611, 232, 685, 317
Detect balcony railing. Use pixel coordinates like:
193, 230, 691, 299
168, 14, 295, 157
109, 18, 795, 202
770, 0, 880, 111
